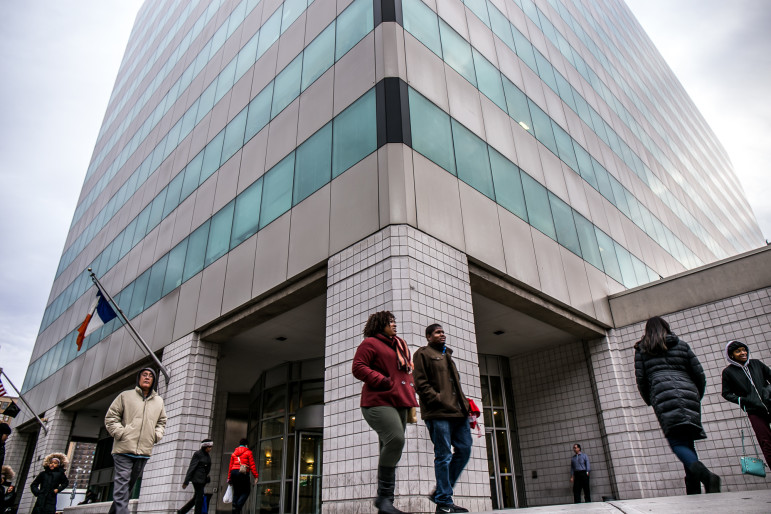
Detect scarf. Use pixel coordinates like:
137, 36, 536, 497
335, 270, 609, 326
375, 333, 413, 373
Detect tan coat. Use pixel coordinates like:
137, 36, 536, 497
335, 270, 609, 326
105, 387, 167, 456
413, 344, 469, 420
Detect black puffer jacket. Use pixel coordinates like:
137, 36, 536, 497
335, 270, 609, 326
635, 335, 707, 440
30, 454, 69, 514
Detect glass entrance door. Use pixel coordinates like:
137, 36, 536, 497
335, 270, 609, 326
295, 432, 322, 514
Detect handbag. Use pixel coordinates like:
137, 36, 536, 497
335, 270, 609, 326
738, 398, 767, 477
223, 484, 234, 503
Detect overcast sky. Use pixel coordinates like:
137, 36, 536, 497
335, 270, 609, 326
0, 1, 769, 391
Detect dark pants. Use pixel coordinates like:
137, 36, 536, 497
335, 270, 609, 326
230, 469, 251, 513
748, 413, 771, 465
361, 406, 408, 467
425, 418, 472, 506
178, 483, 206, 514
667, 437, 699, 480
108, 454, 148, 514
572, 470, 590, 503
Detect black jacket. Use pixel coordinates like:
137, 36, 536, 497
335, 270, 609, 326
635, 335, 707, 440
184, 448, 211, 486
722, 358, 771, 416
30, 467, 68, 514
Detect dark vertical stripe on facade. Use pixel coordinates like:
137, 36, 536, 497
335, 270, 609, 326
376, 78, 412, 149
374, 0, 402, 25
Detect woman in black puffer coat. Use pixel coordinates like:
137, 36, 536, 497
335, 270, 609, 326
30, 453, 68, 514
634, 316, 720, 495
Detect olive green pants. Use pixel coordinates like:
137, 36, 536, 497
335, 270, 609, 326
361, 406, 408, 467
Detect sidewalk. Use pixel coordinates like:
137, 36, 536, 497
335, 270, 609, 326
476, 489, 771, 513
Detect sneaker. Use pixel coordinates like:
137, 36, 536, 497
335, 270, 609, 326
436, 504, 469, 513
427, 488, 437, 504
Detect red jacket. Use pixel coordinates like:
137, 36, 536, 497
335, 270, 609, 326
228, 446, 258, 481
352, 335, 418, 408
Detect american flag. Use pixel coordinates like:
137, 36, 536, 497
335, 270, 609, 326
0, 378, 6, 397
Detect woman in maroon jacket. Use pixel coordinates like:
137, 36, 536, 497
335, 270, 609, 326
352, 311, 418, 514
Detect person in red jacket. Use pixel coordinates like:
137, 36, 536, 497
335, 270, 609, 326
227, 439, 257, 513
352, 311, 418, 514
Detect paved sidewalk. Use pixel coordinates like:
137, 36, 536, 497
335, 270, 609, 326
475, 489, 771, 513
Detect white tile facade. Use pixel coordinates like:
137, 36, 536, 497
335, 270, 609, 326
323, 225, 492, 512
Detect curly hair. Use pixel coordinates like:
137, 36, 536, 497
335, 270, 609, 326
363, 311, 395, 338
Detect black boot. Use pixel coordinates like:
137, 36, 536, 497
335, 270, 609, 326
684, 474, 701, 494
689, 461, 720, 493
374, 466, 408, 514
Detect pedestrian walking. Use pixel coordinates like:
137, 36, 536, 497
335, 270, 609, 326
413, 323, 472, 513
228, 439, 258, 513
30, 453, 68, 514
105, 367, 167, 514
721, 340, 771, 465
352, 311, 417, 514
634, 316, 720, 494
570, 444, 590, 503
178, 439, 213, 514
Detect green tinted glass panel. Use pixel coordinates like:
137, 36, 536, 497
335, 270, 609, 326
332, 89, 376, 178
145, 254, 168, 308
257, 9, 282, 57
222, 108, 248, 164
205, 200, 235, 267
272, 55, 302, 117
163, 239, 188, 296
573, 143, 597, 189
294, 123, 332, 204
201, 131, 225, 183
503, 78, 532, 133
595, 228, 623, 284
614, 242, 638, 288
245, 83, 273, 142
528, 100, 557, 155
552, 122, 578, 172
534, 52, 558, 92
335, 0, 373, 60
631, 254, 650, 287
282, 0, 306, 31
129, 270, 150, 319
452, 120, 494, 199
301, 24, 335, 91
162, 172, 185, 218
549, 193, 581, 255
231, 178, 263, 248
473, 49, 506, 110
147, 189, 167, 231
260, 154, 294, 229
408, 88, 455, 175
403, 0, 442, 56
183, 221, 210, 282
512, 27, 537, 71
439, 20, 476, 86
521, 174, 556, 239
490, 148, 527, 221
574, 213, 603, 271
592, 159, 616, 203
184, 152, 204, 193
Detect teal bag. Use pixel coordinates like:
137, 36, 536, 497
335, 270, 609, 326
739, 398, 767, 477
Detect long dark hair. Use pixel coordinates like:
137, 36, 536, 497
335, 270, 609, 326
363, 311, 395, 338
637, 316, 672, 355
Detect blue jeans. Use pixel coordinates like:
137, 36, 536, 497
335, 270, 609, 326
667, 437, 698, 477
425, 418, 472, 505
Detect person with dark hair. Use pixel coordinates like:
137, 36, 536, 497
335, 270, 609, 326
721, 340, 771, 465
228, 438, 258, 513
352, 311, 417, 514
0, 465, 15, 512
179, 439, 213, 514
570, 444, 590, 503
105, 367, 167, 514
413, 323, 472, 514
0, 423, 11, 469
635, 316, 720, 494
30, 453, 68, 514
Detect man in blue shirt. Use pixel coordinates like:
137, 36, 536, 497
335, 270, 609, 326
570, 443, 590, 503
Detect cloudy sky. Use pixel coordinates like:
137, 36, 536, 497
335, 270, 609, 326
0, 0, 769, 390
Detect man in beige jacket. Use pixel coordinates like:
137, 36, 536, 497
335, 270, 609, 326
105, 367, 167, 514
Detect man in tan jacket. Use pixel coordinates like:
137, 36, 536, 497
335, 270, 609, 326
105, 367, 167, 514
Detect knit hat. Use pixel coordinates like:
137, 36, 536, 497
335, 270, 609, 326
201, 439, 213, 448
727, 340, 748, 356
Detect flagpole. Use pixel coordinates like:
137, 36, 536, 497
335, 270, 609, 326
87, 268, 171, 385
0, 368, 47, 435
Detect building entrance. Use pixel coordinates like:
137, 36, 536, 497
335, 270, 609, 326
248, 359, 324, 513
479, 355, 527, 508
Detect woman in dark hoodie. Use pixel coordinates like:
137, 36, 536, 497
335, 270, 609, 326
30, 453, 69, 514
721, 340, 771, 465
352, 311, 418, 514
634, 316, 720, 494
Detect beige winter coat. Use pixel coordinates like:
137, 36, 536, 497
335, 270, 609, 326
105, 387, 167, 456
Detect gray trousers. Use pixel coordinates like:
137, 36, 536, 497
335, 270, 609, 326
361, 406, 408, 467
108, 454, 148, 514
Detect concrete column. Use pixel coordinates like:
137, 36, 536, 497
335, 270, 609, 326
323, 225, 492, 512
16, 407, 74, 514
135, 333, 219, 513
